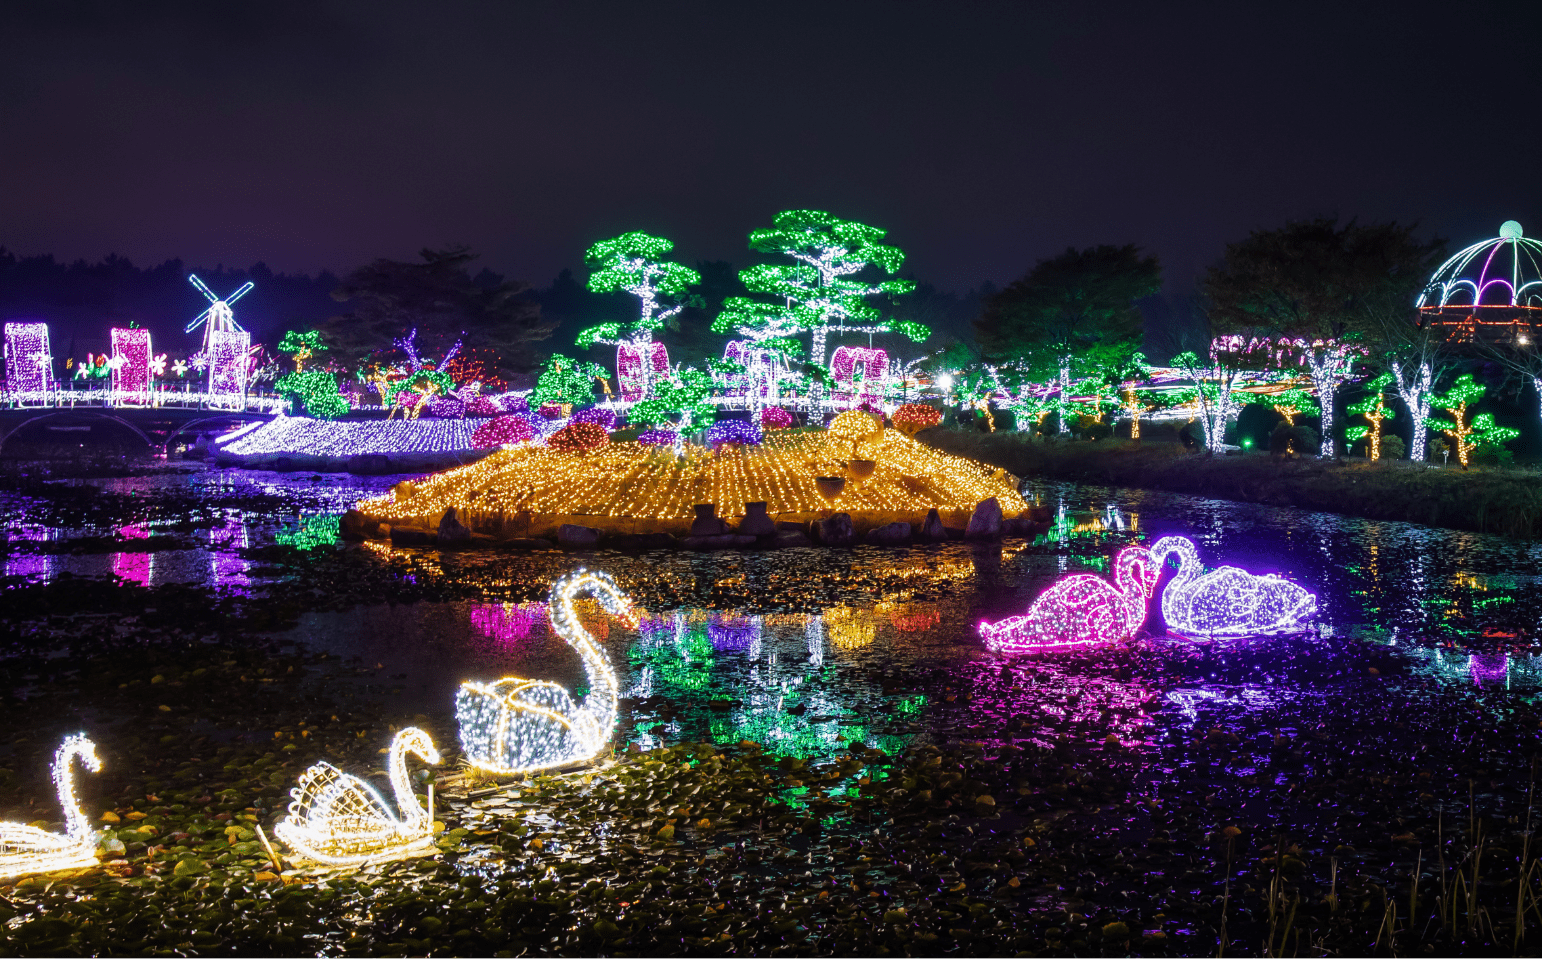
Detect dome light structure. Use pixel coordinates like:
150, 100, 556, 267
1417, 220, 1542, 344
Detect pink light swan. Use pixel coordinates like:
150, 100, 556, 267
978, 545, 1161, 652
1150, 535, 1317, 637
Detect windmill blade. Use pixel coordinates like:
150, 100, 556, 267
185, 306, 214, 333
224, 282, 255, 305
188, 275, 219, 304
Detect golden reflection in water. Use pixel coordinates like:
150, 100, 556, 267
825, 606, 876, 650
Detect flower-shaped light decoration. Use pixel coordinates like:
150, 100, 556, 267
172, 359, 189, 377
151, 353, 168, 377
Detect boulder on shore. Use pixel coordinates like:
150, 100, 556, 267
917, 508, 949, 543
437, 507, 475, 546
865, 522, 913, 546
557, 524, 603, 548
966, 497, 1003, 540
816, 512, 857, 547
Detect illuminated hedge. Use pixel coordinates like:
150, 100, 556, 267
571, 407, 619, 430
472, 415, 538, 448
549, 421, 611, 453
638, 429, 679, 447
706, 420, 763, 448
893, 403, 942, 435
760, 407, 794, 430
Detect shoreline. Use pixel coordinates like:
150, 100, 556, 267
918, 428, 1542, 540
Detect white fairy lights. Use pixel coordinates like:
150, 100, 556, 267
217, 416, 490, 457
0, 734, 101, 880
456, 569, 632, 775
274, 727, 440, 866
4, 322, 54, 405
1150, 535, 1317, 637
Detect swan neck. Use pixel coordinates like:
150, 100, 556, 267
387, 736, 420, 825
1166, 541, 1200, 589
54, 741, 90, 841
554, 582, 620, 720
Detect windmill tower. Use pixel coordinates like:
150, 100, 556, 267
186, 274, 255, 408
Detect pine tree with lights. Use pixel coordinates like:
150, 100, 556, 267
713, 211, 925, 383
278, 330, 327, 372
1259, 387, 1319, 427
533, 354, 604, 409
628, 367, 716, 435
1344, 372, 1396, 460
578, 232, 701, 399
1424, 374, 1517, 468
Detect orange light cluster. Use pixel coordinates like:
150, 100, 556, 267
892, 403, 942, 435
548, 421, 610, 453
358, 428, 1025, 524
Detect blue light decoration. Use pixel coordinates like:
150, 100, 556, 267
1149, 535, 1317, 637
706, 419, 764, 448
638, 429, 679, 447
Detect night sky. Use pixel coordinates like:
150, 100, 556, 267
3, 1, 1539, 295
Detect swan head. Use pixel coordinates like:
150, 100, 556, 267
554, 568, 639, 629
61, 733, 101, 774
1116, 545, 1162, 598
393, 727, 441, 766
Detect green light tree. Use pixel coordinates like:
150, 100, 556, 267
278, 330, 326, 372
713, 210, 923, 380
275, 369, 347, 420
1344, 373, 1396, 460
629, 367, 716, 434
1258, 387, 1319, 427
578, 232, 701, 397
1424, 374, 1518, 469
533, 354, 604, 408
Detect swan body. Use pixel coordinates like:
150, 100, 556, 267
1150, 535, 1317, 637
0, 734, 101, 879
457, 568, 635, 774
979, 545, 1161, 651
274, 726, 440, 866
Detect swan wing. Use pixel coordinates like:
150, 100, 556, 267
289, 762, 395, 829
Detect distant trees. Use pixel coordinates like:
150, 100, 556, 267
976, 245, 1161, 434
322, 246, 553, 381
1204, 218, 1443, 458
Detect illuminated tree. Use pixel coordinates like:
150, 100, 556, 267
714, 210, 922, 379
533, 354, 604, 408
578, 232, 701, 397
1258, 387, 1319, 427
275, 369, 347, 420
1170, 339, 1252, 453
1425, 374, 1518, 469
1344, 373, 1396, 460
278, 330, 326, 372
977, 245, 1161, 434
1205, 218, 1441, 458
629, 367, 715, 434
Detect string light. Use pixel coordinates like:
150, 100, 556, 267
571, 408, 619, 430
274, 727, 440, 866
0, 734, 101, 880
892, 403, 941, 435
208, 329, 252, 410
760, 407, 794, 430
830, 346, 889, 405
456, 569, 633, 775
471, 415, 537, 448
706, 419, 763, 448
1345, 373, 1395, 460
1426, 373, 1518, 468
4, 322, 54, 404
357, 429, 1024, 526
1149, 535, 1317, 637
977, 546, 1160, 652
216, 416, 489, 458
109, 328, 151, 406
548, 422, 610, 453
638, 429, 679, 447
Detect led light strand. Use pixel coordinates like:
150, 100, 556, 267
4, 322, 54, 404
0, 734, 101, 880
456, 569, 632, 775
977, 546, 1160, 652
274, 727, 440, 866
1149, 535, 1317, 637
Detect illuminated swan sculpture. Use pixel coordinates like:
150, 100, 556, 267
978, 545, 1161, 652
1150, 535, 1317, 637
0, 734, 101, 879
274, 727, 441, 865
456, 568, 635, 774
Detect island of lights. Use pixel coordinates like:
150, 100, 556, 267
356, 427, 1025, 530
215, 416, 491, 460
1149, 535, 1317, 637
977, 545, 1160, 652
455, 569, 632, 775
0, 734, 101, 879
274, 727, 441, 866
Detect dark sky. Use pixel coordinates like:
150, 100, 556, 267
2, 1, 1539, 295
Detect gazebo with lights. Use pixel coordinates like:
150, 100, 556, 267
1417, 220, 1542, 346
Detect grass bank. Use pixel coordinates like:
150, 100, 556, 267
920, 428, 1542, 539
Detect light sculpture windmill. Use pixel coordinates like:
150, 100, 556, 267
186, 275, 255, 410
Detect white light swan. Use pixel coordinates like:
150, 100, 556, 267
0, 733, 101, 879
274, 726, 440, 866
456, 568, 635, 775
1151, 535, 1317, 637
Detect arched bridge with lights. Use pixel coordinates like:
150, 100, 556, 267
0, 398, 283, 454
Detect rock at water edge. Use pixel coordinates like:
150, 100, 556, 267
966, 498, 1003, 540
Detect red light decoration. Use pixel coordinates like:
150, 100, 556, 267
548, 421, 611, 453
471, 414, 538, 448
892, 403, 942, 435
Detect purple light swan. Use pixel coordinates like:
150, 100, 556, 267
1150, 535, 1316, 637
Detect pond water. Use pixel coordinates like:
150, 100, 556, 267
4, 465, 1540, 778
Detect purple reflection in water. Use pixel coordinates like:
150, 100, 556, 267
470, 602, 548, 644
708, 616, 759, 652
211, 514, 251, 590
1470, 653, 1508, 686
112, 526, 150, 586
6, 527, 55, 581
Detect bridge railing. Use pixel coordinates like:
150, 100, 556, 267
2, 386, 285, 413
